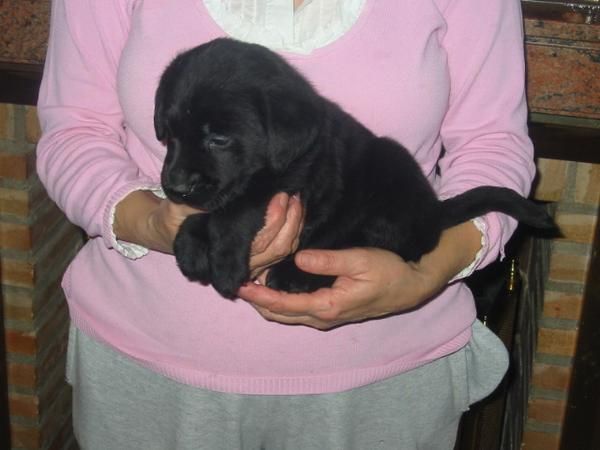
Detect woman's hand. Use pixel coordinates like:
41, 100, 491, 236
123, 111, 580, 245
145, 196, 203, 253
239, 247, 443, 330
115, 190, 304, 273
238, 221, 483, 330
248, 193, 304, 278
114, 190, 201, 253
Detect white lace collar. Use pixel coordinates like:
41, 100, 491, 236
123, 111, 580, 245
203, 0, 366, 54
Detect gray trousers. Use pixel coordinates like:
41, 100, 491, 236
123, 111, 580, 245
67, 321, 508, 450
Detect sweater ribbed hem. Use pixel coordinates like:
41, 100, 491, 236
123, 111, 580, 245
69, 309, 472, 395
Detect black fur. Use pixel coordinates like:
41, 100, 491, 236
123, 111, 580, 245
155, 38, 555, 299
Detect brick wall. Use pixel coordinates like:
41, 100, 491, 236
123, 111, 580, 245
0, 103, 82, 450
523, 158, 600, 450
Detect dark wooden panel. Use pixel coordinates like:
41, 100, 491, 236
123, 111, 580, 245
560, 216, 600, 450
0, 63, 42, 106
522, 0, 600, 24
530, 123, 600, 164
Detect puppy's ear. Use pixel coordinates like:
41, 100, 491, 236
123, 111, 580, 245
262, 88, 322, 173
154, 54, 188, 142
154, 83, 168, 141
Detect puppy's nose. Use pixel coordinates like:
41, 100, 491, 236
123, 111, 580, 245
167, 169, 195, 192
169, 182, 194, 195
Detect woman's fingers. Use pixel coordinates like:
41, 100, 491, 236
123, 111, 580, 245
251, 193, 290, 255
294, 248, 370, 276
249, 194, 304, 278
240, 248, 434, 329
264, 195, 303, 259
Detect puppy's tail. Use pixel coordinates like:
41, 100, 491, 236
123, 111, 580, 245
439, 186, 557, 232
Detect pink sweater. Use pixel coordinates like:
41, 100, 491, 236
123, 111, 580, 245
37, 0, 535, 395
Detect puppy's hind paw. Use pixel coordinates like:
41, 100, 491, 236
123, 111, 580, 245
267, 258, 336, 293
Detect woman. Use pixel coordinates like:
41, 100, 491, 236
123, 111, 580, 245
37, 0, 535, 448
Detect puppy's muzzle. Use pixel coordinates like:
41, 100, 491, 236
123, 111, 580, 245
163, 170, 217, 202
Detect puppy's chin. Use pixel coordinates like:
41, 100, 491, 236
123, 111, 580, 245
164, 187, 234, 212
163, 187, 212, 209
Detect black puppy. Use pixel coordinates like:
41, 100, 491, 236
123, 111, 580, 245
155, 38, 554, 299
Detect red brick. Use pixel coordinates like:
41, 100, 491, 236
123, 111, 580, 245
548, 251, 591, 284
528, 397, 567, 424
0, 203, 71, 252
0, 151, 34, 180
25, 106, 41, 143
9, 393, 40, 418
7, 362, 37, 389
0, 187, 30, 217
534, 158, 569, 202
11, 424, 41, 449
542, 290, 584, 321
574, 162, 600, 206
555, 212, 597, 245
532, 363, 572, 392
3, 302, 34, 322
3, 282, 34, 305
2, 221, 83, 289
538, 328, 578, 357
5, 329, 37, 356
522, 430, 561, 450
1, 257, 35, 287
0, 221, 32, 250
0, 103, 16, 140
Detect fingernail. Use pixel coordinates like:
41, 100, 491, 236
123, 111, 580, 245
297, 252, 315, 267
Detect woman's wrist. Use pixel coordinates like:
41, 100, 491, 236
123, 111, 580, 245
413, 221, 483, 291
113, 190, 168, 252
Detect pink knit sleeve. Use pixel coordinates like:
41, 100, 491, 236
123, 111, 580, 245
436, 0, 536, 272
36, 0, 158, 255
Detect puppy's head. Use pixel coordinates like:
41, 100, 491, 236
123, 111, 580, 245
155, 38, 323, 210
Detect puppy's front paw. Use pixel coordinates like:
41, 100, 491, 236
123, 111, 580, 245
174, 217, 211, 284
267, 258, 336, 293
210, 271, 246, 300
209, 251, 250, 300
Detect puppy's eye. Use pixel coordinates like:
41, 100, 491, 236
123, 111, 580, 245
207, 135, 232, 150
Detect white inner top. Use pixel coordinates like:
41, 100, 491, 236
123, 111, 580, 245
203, 0, 366, 54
